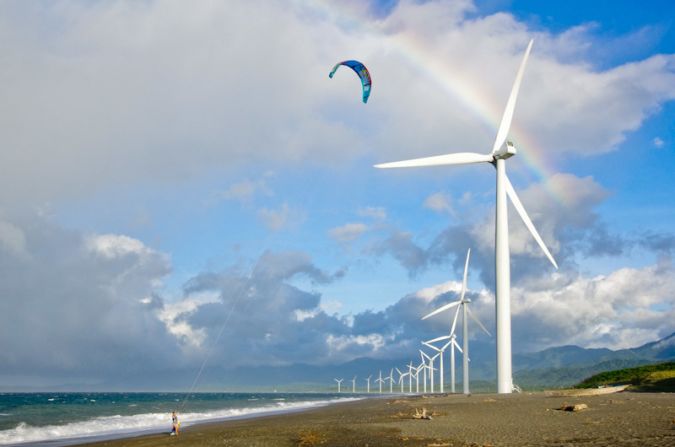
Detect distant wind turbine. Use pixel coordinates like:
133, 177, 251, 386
334, 378, 343, 393
376, 39, 558, 393
414, 362, 422, 393
365, 375, 372, 393
387, 368, 394, 393
423, 249, 491, 394
423, 335, 457, 393
375, 370, 384, 394
351, 376, 357, 393
396, 367, 407, 393
419, 350, 428, 392
421, 351, 440, 393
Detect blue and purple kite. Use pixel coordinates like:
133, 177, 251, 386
329, 60, 372, 103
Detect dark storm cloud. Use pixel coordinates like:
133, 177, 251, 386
180, 251, 352, 367
0, 214, 179, 381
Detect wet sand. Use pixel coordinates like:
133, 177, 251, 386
83, 392, 674, 446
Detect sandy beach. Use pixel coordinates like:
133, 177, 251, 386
80, 391, 674, 447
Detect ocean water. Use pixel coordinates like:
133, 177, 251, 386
0, 392, 360, 446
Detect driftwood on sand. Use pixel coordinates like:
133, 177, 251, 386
412, 407, 432, 420
557, 403, 588, 412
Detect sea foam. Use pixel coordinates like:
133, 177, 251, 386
0, 397, 358, 446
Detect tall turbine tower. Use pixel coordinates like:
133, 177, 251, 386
423, 249, 491, 393
334, 378, 343, 393
376, 40, 558, 393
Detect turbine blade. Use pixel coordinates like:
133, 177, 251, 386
467, 307, 491, 336
425, 334, 452, 344
375, 152, 492, 169
422, 300, 461, 320
460, 248, 471, 302
441, 340, 453, 351
505, 175, 558, 269
449, 304, 461, 336
422, 341, 442, 352
453, 339, 463, 353
491, 39, 534, 155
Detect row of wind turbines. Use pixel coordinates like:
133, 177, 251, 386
334, 249, 491, 395
337, 39, 558, 394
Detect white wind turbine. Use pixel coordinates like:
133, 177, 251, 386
387, 368, 395, 393
351, 376, 357, 393
396, 367, 407, 393
414, 362, 422, 393
376, 40, 558, 393
423, 249, 491, 394
334, 378, 343, 393
421, 351, 440, 393
419, 350, 429, 393
422, 336, 457, 393
365, 375, 372, 393
407, 361, 415, 393
375, 370, 384, 393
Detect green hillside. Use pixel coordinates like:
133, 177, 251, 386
573, 361, 675, 391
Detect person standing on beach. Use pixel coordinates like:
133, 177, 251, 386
170, 411, 180, 436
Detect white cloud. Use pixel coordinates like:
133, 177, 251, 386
319, 298, 343, 314
257, 203, 305, 231
415, 280, 462, 303
327, 333, 386, 353
653, 137, 664, 148
0, 220, 27, 258
158, 291, 220, 349
511, 260, 675, 350
0, 1, 672, 205
357, 207, 387, 220
423, 192, 454, 215
86, 234, 155, 259
329, 222, 368, 242
217, 179, 268, 204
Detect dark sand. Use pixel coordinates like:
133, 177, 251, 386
82, 392, 674, 446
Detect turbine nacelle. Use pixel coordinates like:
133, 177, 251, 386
493, 141, 517, 160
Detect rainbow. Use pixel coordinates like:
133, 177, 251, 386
307, 0, 561, 199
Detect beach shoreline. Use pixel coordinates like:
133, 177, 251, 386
0, 394, 367, 447
73, 391, 674, 447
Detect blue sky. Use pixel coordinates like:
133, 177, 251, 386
0, 0, 673, 387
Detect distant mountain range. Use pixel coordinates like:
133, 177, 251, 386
183, 331, 675, 392
38, 332, 672, 392
512, 331, 675, 389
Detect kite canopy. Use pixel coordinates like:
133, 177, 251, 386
329, 60, 372, 103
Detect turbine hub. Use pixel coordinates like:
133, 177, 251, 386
494, 141, 517, 160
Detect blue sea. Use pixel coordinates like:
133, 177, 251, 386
0, 392, 360, 446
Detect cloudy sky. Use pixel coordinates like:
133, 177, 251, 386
1, 0, 674, 388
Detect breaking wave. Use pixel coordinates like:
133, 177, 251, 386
0, 397, 359, 446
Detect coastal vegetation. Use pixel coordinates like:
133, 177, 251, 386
573, 361, 675, 391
